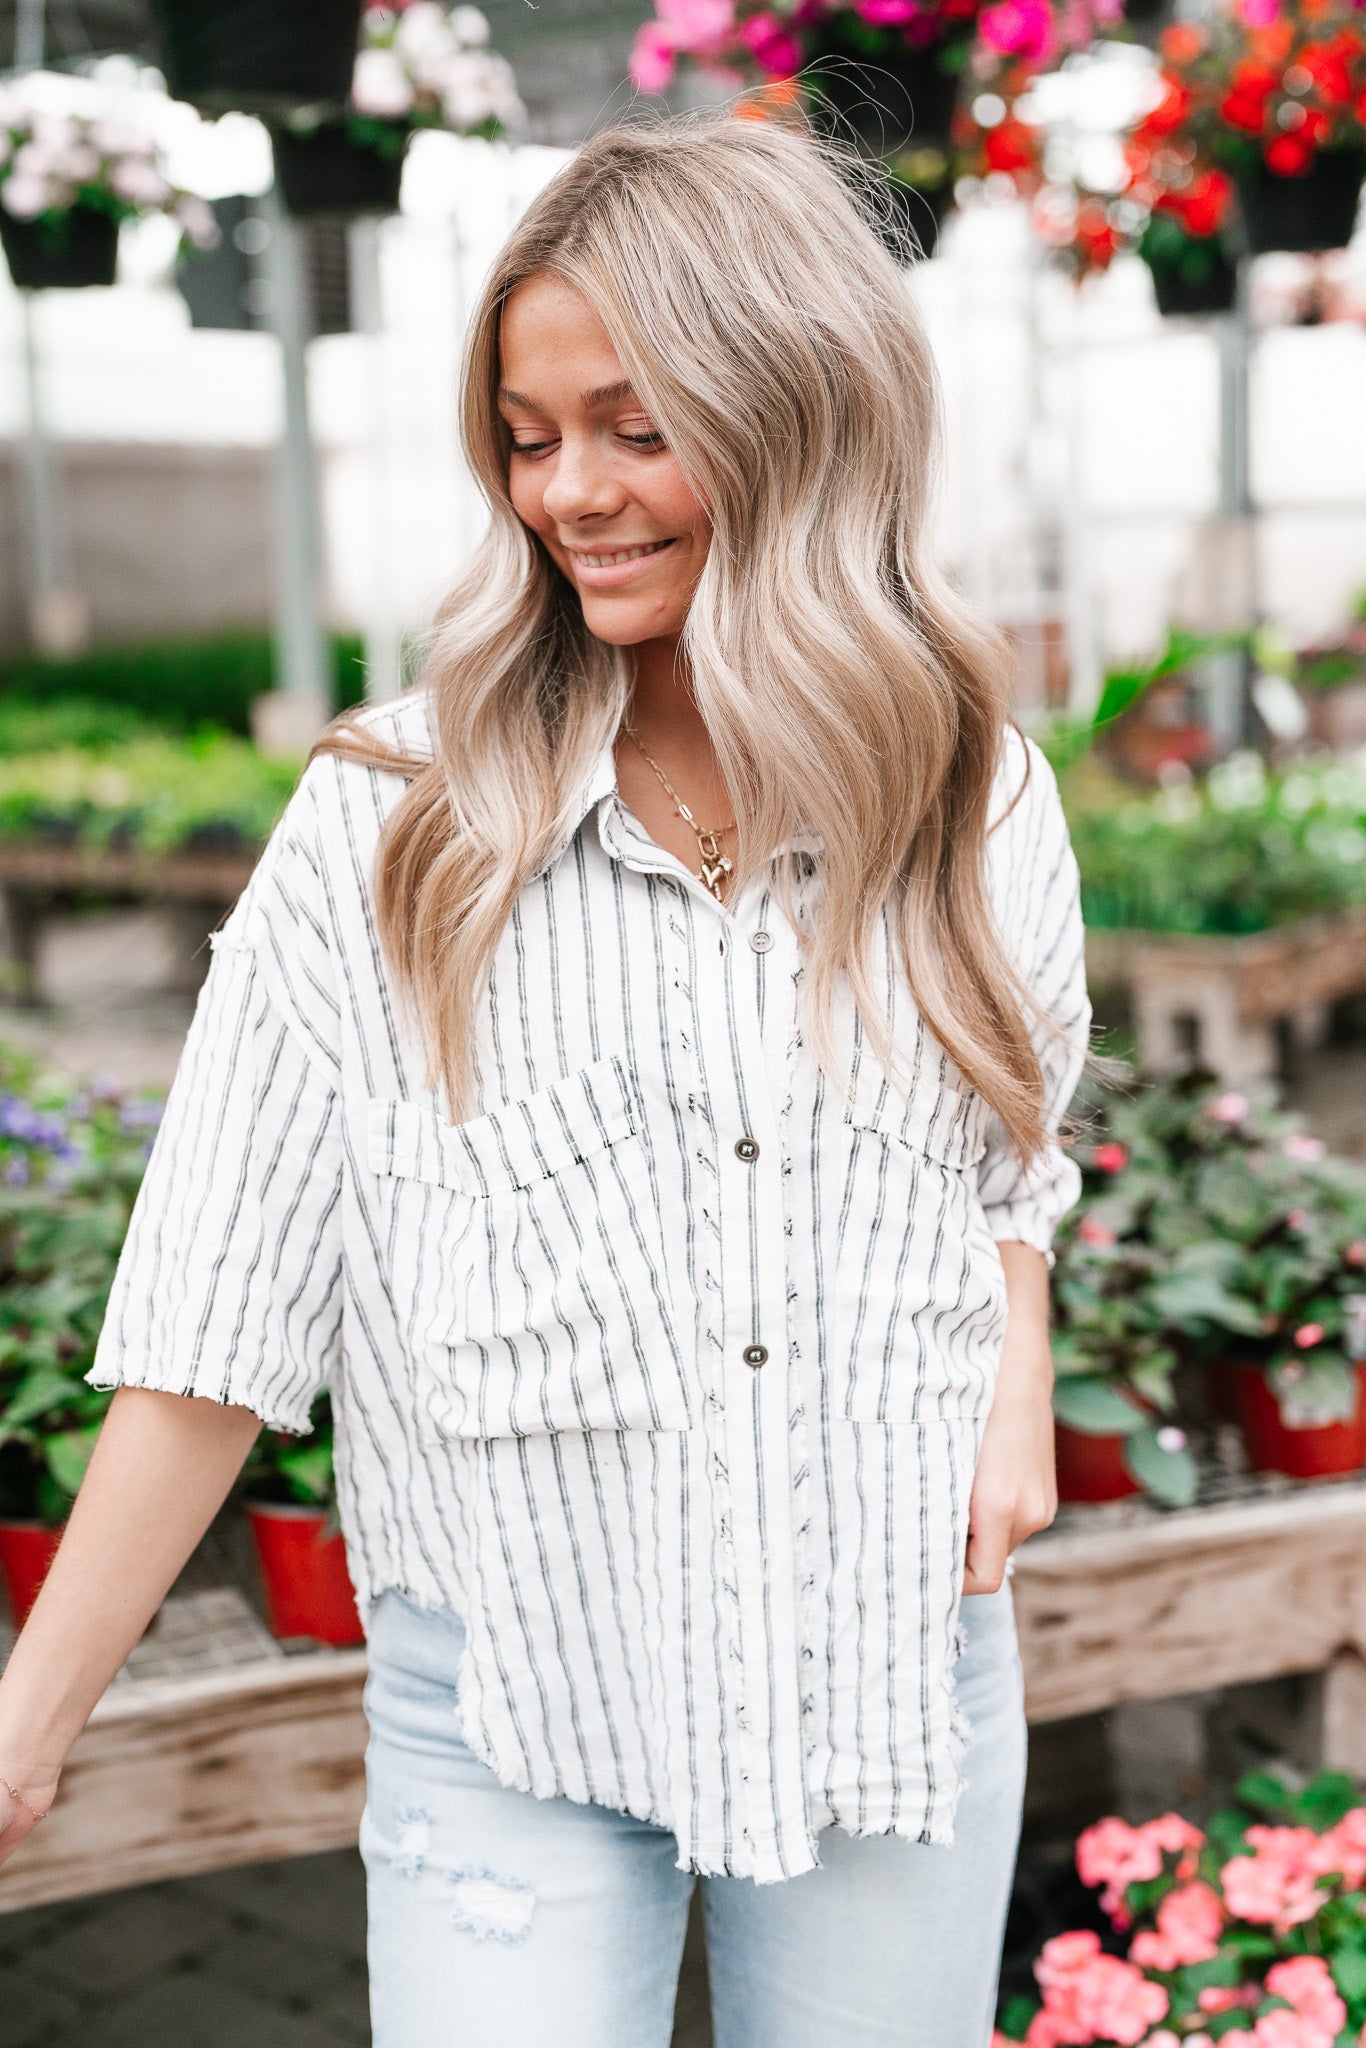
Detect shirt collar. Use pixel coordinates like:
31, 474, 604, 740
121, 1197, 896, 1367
557, 734, 823, 869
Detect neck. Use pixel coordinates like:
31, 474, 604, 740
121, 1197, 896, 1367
627, 634, 706, 746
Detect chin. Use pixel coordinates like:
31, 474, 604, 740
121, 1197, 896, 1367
577, 599, 681, 649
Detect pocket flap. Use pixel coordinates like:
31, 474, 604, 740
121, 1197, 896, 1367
369, 1056, 638, 1196
845, 1052, 985, 1171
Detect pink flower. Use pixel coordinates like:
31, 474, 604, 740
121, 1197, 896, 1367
1310, 1806, 1366, 1887
1209, 1091, 1250, 1123
853, 0, 921, 21
1239, 0, 1282, 22
1200, 1986, 1257, 2012
1293, 1324, 1325, 1349
1143, 1814, 1205, 1857
1078, 1215, 1117, 1247
1221, 1827, 1329, 1933
1251, 2012, 1339, 2048
629, 23, 677, 90
1283, 1135, 1326, 1163
1024, 2012, 1073, 2048
1077, 1820, 1163, 1918
1033, 1930, 1169, 2046
1265, 1956, 1347, 2037
658, 0, 735, 52
737, 12, 803, 75
1129, 1881, 1223, 1970
978, 0, 1054, 59
1346, 1241, 1366, 1266
1288, 1209, 1310, 1231
1094, 1142, 1129, 1174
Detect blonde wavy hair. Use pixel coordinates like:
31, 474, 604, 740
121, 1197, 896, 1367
318, 113, 1052, 1160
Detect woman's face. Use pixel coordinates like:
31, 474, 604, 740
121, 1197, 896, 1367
498, 273, 712, 650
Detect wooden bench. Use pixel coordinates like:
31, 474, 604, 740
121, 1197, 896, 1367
5, 1471, 1366, 1913
1086, 911, 1366, 1083
0, 842, 257, 1002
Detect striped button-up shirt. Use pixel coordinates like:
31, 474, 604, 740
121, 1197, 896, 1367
91, 697, 1088, 1883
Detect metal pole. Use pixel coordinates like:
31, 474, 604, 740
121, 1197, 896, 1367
348, 216, 404, 704
1203, 258, 1255, 751
253, 187, 332, 752
1059, 285, 1103, 715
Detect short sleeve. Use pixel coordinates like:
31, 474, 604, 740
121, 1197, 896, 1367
88, 779, 345, 1433
974, 734, 1090, 1261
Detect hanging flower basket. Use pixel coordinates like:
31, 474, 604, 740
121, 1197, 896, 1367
1138, 207, 1238, 317
806, 20, 969, 153
151, 0, 366, 116
1235, 1359, 1366, 1479
0, 1518, 63, 1627
272, 121, 406, 219
0, 204, 119, 290
1235, 146, 1366, 255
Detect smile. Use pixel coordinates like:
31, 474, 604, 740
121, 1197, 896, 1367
570, 540, 674, 568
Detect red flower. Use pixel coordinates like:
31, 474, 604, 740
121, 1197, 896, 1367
1144, 75, 1192, 136
1093, 1142, 1129, 1174
1159, 22, 1205, 66
1298, 43, 1353, 105
1078, 1214, 1118, 1247
1170, 167, 1234, 236
1266, 131, 1315, 174
984, 118, 1040, 174
1221, 88, 1272, 134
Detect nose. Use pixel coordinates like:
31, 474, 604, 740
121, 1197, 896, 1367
540, 431, 625, 528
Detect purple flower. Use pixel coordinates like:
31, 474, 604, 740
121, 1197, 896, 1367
3, 1155, 29, 1188
0, 1096, 68, 1149
118, 1098, 164, 1133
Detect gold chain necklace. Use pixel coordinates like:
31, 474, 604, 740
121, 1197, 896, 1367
622, 727, 736, 900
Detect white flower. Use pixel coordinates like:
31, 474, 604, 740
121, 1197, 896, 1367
450, 7, 492, 46
394, 2, 454, 61
352, 46, 415, 117
1, 173, 58, 219
108, 157, 171, 204
50, 142, 101, 183
175, 194, 219, 248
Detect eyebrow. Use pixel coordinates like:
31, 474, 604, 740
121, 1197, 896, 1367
498, 379, 639, 412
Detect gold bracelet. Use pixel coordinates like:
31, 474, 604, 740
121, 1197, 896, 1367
0, 1774, 43, 1824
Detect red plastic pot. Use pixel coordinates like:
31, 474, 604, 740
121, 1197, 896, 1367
1236, 1362, 1366, 1480
1054, 1422, 1142, 1504
246, 1502, 364, 1645
0, 1520, 65, 1627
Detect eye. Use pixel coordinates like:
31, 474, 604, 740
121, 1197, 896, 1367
509, 435, 556, 456
620, 430, 666, 449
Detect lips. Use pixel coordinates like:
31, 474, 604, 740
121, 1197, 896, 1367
570, 540, 673, 568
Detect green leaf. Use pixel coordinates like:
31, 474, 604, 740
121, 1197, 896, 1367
1295, 1773, 1361, 1831
1178, 1951, 1242, 1994
996, 1996, 1037, 2041
42, 1423, 102, 1500
1123, 1425, 1198, 1507
274, 1440, 334, 1507
1236, 1769, 1296, 1816
0, 1366, 85, 1432
1052, 1377, 1148, 1435
1329, 1944, 1366, 2001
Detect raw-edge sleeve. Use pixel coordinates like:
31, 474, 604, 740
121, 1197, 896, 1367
87, 930, 344, 1435
974, 737, 1091, 1266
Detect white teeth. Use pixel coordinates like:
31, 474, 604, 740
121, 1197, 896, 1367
574, 542, 669, 568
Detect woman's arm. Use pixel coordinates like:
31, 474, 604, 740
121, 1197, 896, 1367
0, 1386, 261, 1865
963, 1239, 1056, 1596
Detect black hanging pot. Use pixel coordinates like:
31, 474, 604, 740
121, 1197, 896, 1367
806, 20, 967, 154
0, 204, 119, 290
271, 122, 407, 219
1235, 146, 1366, 255
1140, 225, 1238, 316
151, 0, 365, 116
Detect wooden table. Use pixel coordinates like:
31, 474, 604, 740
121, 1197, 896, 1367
5, 1473, 1366, 1914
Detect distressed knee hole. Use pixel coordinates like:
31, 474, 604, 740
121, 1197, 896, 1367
394, 1805, 432, 1879
448, 1868, 536, 1945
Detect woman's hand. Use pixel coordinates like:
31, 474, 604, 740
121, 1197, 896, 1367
0, 1768, 58, 1868
963, 1241, 1057, 1596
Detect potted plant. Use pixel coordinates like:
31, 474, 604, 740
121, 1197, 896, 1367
996, 1768, 1366, 2046
151, 0, 366, 117
271, 0, 524, 220
240, 1393, 364, 1646
1152, 4, 1366, 256
1297, 593, 1366, 753
0, 1069, 155, 1624
1136, 177, 1239, 317
1170, 1088, 1366, 1479
0, 68, 216, 292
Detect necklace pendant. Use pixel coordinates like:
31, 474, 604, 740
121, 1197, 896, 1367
699, 851, 733, 896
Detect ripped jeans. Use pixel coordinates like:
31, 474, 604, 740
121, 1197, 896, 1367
360, 1584, 1025, 2048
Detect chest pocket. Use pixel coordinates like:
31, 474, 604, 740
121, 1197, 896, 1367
368, 1056, 691, 1440
832, 1059, 1007, 1425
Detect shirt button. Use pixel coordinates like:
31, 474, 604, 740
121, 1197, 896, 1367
734, 1137, 760, 1163
743, 1343, 768, 1368
749, 930, 773, 954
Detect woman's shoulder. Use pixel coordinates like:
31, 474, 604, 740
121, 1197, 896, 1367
987, 723, 1063, 842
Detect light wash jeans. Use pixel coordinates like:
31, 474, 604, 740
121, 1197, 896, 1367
360, 1583, 1025, 2048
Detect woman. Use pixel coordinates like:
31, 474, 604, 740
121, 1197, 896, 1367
0, 116, 1088, 2046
